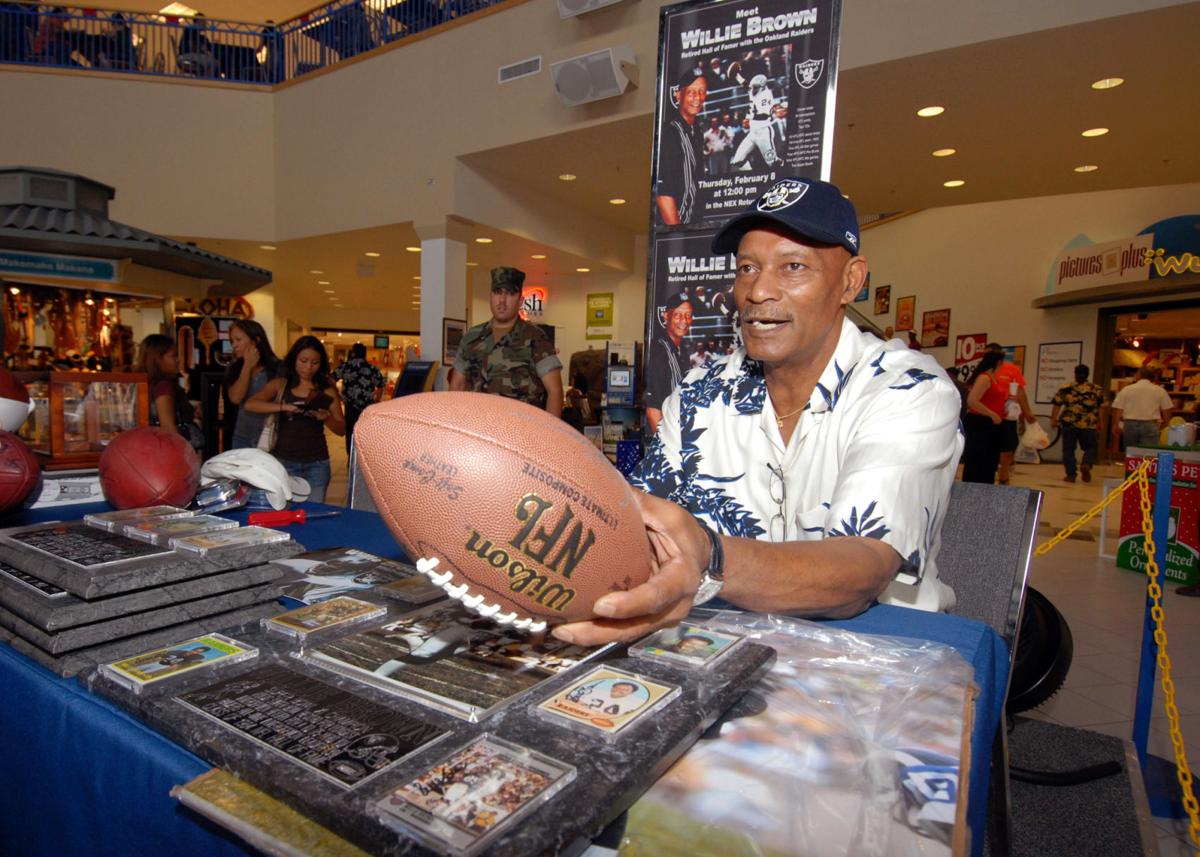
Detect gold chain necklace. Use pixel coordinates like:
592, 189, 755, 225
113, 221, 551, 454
774, 403, 805, 429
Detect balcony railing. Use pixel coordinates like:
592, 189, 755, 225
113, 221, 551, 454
0, 0, 497, 85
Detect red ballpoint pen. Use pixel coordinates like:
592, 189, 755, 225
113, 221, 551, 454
247, 509, 342, 527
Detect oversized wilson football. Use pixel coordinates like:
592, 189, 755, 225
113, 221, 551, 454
354, 392, 653, 630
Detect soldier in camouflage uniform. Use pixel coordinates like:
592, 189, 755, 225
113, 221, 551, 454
449, 266, 564, 416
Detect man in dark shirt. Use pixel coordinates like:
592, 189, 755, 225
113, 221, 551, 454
333, 342, 385, 456
656, 68, 708, 227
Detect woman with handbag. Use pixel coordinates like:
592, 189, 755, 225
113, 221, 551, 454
961, 349, 1007, 484
141, 334, 205, 451
244, 335, 345, 503
224, 320, 281, 450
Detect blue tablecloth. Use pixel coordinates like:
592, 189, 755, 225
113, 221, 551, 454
0, 502, 1006, 857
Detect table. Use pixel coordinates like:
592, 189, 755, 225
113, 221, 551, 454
0, 502, 1006, 857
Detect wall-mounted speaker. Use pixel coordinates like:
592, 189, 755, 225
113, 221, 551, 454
557, 0, 624, 18
550, 45, 637, 107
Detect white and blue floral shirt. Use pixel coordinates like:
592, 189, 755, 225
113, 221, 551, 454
630, 318, 964, 611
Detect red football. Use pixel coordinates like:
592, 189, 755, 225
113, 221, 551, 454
0, 431, 40, 515
99, 427, 201, 509
354, 392, 653, 630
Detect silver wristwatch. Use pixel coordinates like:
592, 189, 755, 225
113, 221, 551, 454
692, 521, 725, 605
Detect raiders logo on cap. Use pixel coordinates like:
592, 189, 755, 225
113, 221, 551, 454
795, 58, 824, 90
756, 178, 810, 212
845, 231, 858, 249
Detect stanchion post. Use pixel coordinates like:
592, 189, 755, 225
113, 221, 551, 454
1132, 452, 1173, 766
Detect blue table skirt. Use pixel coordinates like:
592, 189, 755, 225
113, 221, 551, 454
0, 502, 1005, 857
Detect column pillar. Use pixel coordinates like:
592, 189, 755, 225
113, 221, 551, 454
415, 219, 470, 389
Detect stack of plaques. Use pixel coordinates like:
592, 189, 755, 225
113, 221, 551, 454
0, 509, 304, 677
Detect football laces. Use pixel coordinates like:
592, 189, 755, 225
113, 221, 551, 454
414, 557, 548, 634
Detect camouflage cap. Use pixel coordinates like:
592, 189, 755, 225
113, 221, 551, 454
490, 266, 526, 293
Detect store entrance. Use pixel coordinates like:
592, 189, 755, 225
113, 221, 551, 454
1095, 299, 1200, 457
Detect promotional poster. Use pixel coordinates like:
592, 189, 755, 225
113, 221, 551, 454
643, 0, 842, 419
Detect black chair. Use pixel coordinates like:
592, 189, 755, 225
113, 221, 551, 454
936, 481, 1042, 857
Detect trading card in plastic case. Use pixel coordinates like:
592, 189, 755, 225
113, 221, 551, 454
264, 596, 387, 639
376, 734, 575, 857
122, 514, 239, 546
630, 623, 744, 670
535, 665, 680, 741
84, 505, 193, 532
377, 573, 445, 605
173, 526, 291, 556
100, 632, 258, 694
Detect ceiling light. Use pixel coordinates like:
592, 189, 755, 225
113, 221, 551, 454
609, 198, 626, 205
466, 261, 479, 267
323, 289, 334, 293
364, 251, 381, 257
916, 106, 944, 118
943, 179, 965, 188
531, 254, 546, 260
337, 332, 343, 337
334, 304, 343, 308
318, 280, 331, 285
475, 237, 493, 244
405, 246, 421, 253
8, 287, 19, 295
932, 148, 956, 157
258, 244, 277, 251
558, 173, 577, 181
1074, 164, 1099, 173
84, 292, 94, 306
1081, 127, 1109, 138
1091, 77, 1124, 90
576, 267, 590, 273
413, 276, 421, 280
310, 269, 323, 274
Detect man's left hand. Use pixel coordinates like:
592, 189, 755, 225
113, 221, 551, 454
551, 493, 703, 646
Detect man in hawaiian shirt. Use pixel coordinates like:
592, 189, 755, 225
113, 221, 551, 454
450, 266, 563, 417
333, 342, 384, 456
553, 178, 963, 647
1050, 364, 1104, 483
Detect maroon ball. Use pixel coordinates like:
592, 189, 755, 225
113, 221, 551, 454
99, 427, 201, 509
0, 431, 40, 515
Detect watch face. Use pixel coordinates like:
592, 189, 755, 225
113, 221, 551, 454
692, 574, 724, 606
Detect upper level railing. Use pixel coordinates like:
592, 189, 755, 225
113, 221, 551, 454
0, 0, 497, 85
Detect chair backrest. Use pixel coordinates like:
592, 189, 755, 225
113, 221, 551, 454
936, 481, 1042, 652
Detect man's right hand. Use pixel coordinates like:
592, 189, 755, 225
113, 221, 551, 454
551, 493, 704, 646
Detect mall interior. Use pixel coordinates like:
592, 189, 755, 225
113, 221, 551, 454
2, 0, 1200, 855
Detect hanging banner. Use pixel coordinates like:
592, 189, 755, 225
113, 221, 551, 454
644, 0, 842, 416
586, 292, 614, 340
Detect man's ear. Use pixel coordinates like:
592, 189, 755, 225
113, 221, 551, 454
839, 255, 869, 306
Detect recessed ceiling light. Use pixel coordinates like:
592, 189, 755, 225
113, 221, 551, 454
943, 179, 965, 188
405, 246, 421, 253
1091, 77, 1124, 90
413, 276, 421, 280
258, 244, 277, 250
1074, 164, 1099, 173
466, 261, 479, 267
334, 304, 343, 309
531, 254, 546, 260
916, 105, 944, 118
608, 198, 626, 205
558, 173, 577, 181
576, 267, 590, 273
309, 269, 323, 274
475, 237, 493, 244
364, 251, 381, 257
323, 289, 334, 293
318, 280, 331, 285
932, 148, 956, 157
1081, 127, 1109, 138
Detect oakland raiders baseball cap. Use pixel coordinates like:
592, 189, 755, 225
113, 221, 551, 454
490, 266, 526, 293
711, 178, 860, 256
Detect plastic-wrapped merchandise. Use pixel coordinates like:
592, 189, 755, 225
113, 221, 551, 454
621, 610, 977, 857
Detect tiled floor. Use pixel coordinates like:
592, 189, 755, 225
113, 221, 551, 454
323, 430, 1200, 853
1007, 459, 1200, 856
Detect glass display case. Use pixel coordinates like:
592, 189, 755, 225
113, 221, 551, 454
14, 371, 150, 470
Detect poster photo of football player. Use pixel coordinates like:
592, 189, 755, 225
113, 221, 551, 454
721, 48, 787, 171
